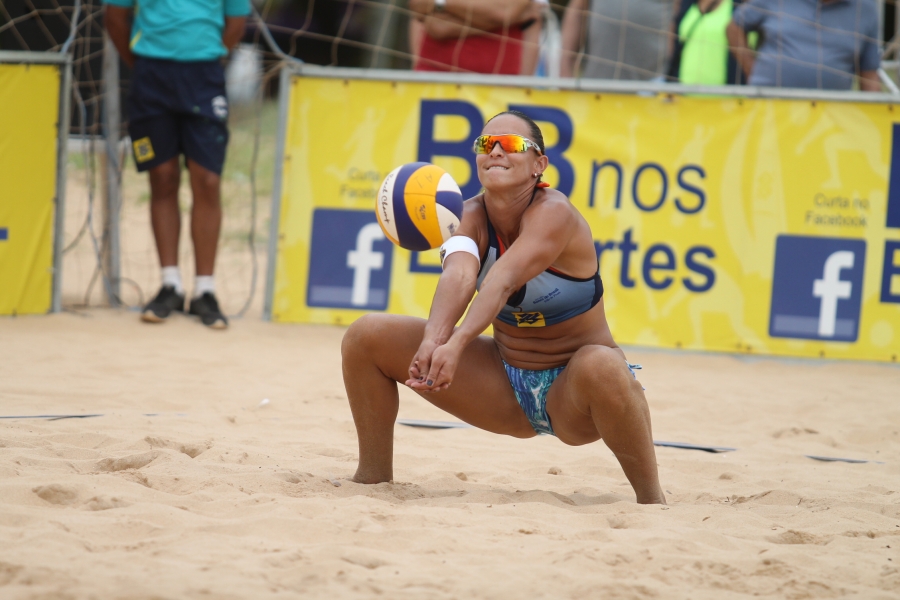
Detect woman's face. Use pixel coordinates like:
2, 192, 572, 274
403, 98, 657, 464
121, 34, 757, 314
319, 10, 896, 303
476, 114, 546, 193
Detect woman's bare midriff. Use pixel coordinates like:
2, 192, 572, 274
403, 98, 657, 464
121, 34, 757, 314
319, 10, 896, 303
491, 300, 620, 370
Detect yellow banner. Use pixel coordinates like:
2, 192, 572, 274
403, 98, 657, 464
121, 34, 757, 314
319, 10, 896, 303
273, 76, 900, 363
0, 63, 60, 315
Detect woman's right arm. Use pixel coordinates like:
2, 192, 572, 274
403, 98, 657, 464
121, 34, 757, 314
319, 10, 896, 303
407, 201, 486, 387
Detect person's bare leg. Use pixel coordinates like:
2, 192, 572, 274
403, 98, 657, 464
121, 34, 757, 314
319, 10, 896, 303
186, 160, 221, 276
547, 345, 666, 505
148, 158, 182, 268
342, 317, 401, 484
341, 314, 534, 484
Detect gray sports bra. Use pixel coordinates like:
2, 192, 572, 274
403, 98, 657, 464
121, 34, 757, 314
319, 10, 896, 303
476, 194, 603, 328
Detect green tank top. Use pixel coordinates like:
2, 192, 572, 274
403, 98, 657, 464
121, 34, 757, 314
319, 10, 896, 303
678, 0, 732, 86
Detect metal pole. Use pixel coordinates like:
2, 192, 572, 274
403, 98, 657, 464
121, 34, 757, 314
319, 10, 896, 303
51, 57, 74, 313
287, 63, 900, 102
102, 33, 121, 306
263, 66, 292, 321
896, 0, 900, 82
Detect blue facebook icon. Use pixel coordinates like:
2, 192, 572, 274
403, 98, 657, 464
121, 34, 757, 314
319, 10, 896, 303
769, 235, 866, 342
307, 209, 393, 311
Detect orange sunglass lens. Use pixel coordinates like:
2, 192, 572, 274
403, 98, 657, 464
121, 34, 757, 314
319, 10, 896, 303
474, 135, 527, 154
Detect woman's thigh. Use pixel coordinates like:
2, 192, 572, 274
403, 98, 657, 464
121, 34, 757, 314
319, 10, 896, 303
544, 345, 630, 446
345, 314, 536, 438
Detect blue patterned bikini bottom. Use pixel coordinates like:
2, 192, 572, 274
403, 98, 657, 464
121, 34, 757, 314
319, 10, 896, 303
501, 360, 642, 436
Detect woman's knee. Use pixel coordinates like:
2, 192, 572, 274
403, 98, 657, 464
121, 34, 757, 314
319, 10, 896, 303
567, 346, 635, 404
341, 314, 387, 360
569, 345, 625, 379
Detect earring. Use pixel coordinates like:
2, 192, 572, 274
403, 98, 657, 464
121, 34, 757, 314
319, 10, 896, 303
532, 173, 538, 178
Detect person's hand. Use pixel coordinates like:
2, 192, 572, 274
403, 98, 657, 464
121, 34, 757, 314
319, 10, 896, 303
406, 337, 441, 388
408, 0, 432, 18
405, 338, 462, 393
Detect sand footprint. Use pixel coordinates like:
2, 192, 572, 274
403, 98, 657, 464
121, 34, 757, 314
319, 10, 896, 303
32, 483, 80, 505
144, 436, 210, 458
96, 451, 157, 472
767, 529, 832, 545
82, 495, 130, 511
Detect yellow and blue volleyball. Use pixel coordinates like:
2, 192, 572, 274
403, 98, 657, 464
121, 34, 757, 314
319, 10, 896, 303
376, 162, 464, 251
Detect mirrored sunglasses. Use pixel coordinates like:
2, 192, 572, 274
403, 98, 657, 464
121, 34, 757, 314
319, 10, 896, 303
473, 134, 542, 155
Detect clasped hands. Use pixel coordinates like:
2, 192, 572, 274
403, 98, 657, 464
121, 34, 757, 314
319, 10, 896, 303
405, 337, 463, 393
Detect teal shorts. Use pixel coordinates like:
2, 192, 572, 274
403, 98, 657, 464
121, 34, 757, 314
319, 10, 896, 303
502, 360, 642, 436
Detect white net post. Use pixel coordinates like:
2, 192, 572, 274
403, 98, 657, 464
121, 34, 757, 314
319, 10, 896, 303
100, 31, 121, 306
52, 54, 74, 313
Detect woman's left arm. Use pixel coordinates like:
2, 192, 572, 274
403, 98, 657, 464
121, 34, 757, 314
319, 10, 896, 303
419, 196, 576, 387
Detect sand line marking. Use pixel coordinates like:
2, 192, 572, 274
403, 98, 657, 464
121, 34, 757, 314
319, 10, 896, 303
0, 416, 884, 464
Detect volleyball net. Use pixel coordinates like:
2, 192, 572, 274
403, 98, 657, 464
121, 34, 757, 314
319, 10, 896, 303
1, 0, 898, 319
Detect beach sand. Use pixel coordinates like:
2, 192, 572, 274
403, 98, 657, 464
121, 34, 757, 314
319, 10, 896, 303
1, 310, 899, 599
3, 112, 899, 598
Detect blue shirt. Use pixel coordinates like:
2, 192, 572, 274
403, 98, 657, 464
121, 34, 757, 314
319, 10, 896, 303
733, 0, 879, 90
103, 0, 250, 62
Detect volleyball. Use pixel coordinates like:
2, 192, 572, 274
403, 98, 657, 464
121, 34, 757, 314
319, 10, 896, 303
375, 162, 464, 251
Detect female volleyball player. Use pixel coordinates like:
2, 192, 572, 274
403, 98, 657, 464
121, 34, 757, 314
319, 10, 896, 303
342, 111, 666, 504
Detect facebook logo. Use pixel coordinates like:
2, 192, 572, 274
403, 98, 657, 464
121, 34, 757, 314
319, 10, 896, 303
769, 235, 866, 342
307, 209, 393, 310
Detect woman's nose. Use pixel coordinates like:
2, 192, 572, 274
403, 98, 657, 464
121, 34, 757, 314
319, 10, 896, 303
489, 142, 505, 156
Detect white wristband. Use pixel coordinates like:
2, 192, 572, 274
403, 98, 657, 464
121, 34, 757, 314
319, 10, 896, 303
439, 235, 480, 269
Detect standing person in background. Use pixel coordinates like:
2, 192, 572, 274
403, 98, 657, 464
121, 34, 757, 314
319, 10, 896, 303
561, 0, 678, 79
726, 0, 881, 91
409, 0, 543, 75
104, 0, 250, 329
668, 0, 747, 85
